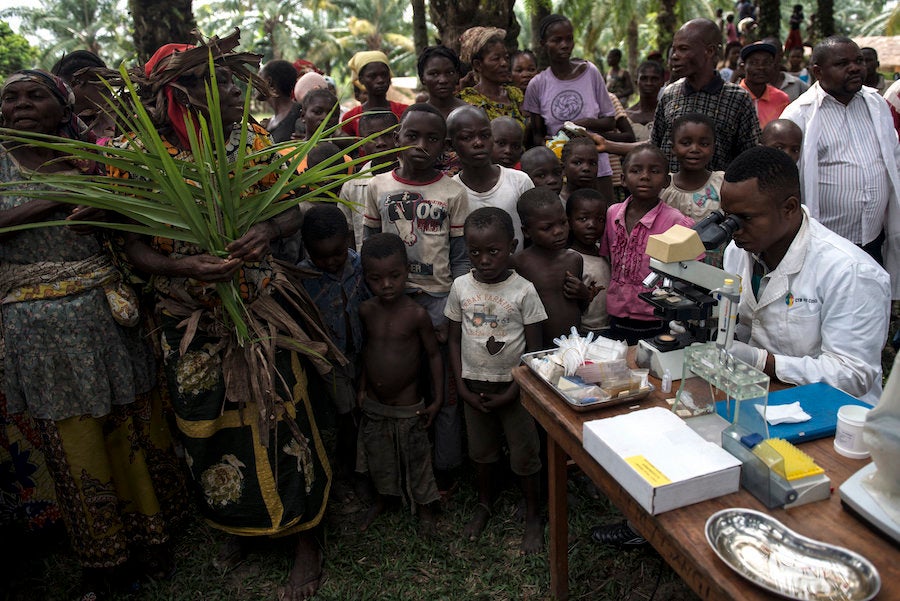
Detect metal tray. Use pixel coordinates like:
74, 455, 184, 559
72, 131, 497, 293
705, 508, 881, 601
522, 349, 654, 412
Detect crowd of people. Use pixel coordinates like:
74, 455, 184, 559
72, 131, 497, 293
1, 6, 897, 600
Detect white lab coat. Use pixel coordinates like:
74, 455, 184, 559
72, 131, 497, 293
724, 210, 890, 405
781, 83, 900, 298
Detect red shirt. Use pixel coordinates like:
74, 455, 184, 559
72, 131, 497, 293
740, 81, 790, 130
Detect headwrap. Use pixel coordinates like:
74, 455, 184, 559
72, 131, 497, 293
2, 70, 81, 140
292, 58, 322, 76
347, 51, 392, 89
459, 27, 506, 66
293, 72, 328, 104
134, 28, 267, 148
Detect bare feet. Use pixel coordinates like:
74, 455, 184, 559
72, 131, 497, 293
277, 533, 323, 601
417, 503, 437, 539
463, 502, 491, 541
212, 535, 245, 573
521, 515, 544, 555
359, 495, 385, 531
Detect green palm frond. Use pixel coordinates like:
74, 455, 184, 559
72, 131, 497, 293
0, 53, 396, 343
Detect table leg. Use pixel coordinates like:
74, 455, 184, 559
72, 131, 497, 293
548, 436, 569, 601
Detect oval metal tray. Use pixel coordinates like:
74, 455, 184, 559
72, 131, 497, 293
705, 508, 881, 601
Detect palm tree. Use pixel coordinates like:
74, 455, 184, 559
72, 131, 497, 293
429, 0, 519, 55
0, 21, 37, 84
1, 0, 134, 68
129, 0, 195, 61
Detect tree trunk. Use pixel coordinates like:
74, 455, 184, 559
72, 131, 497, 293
758, 0, 781, 40
657, 0, 677, 61
530, 1, 552, 68
129, 0, 197, 62
627, 17, 638, 75
412, 0, 428, 56
817, 0, 835, 38
429, 0, 519, 57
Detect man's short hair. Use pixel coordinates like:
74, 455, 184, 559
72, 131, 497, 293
301, 203, 349, 243
517, 187, 561, 225
811, 36, 857, 67
361, 232, 407, 263
724, 146, 801, 200
465, 206, 515, 241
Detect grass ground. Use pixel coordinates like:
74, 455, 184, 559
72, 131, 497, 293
2, 468, 697, 601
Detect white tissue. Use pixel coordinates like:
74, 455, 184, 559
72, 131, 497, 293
755, 401, 811, 425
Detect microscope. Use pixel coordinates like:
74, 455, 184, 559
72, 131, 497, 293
635, 211, 744, 379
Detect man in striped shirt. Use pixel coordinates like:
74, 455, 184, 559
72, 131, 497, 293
781, 36, 900, 298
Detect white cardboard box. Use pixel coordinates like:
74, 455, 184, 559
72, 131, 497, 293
583, 407, 741, 514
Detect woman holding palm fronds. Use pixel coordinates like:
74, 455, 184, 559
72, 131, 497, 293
109, 32, 343, 601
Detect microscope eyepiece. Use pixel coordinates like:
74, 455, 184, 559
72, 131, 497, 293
692, 211, 743, 249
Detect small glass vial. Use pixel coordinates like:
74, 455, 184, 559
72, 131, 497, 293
661, 368, 672, 393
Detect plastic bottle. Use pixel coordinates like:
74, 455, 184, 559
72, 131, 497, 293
661, 368, 672, 393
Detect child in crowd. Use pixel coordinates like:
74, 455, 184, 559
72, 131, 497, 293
520, 146, 564, 195
626, 60, 665, 133
299, 88, 340, 140
363, 103, 469, 493
339, 111, 400, 250
445, 207, 546, 554
761, 119, 803, 164
342, 51, 408, 137
605, 48, 634, 105
449, 106, 534, 252
299, 205, 369, 497
490, 116, 525, 169
357, 233, 443, 535
787, 46, 809, 83
602, 92, 636, 202
660, 113, 724, 221
510, 50, 538, 94
560, 137, 600, 204
601, 144, 695, 344
515, 187, 590, 342
567, 189, 610, 333
786, 4, 804, 52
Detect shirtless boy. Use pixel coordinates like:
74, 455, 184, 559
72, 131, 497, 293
357, 233, 443, 536
514, 187, 591, 342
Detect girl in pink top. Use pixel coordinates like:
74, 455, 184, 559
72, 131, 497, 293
600, 145, 695, 344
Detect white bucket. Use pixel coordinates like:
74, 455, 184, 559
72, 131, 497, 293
833, 405, 870, 459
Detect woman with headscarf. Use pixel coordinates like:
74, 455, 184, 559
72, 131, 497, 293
340, 50, 408, 137
0, 69, 187, 600
458, 27, 525, 126
108, 32, 342, 601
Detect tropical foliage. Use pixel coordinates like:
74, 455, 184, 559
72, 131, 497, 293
0, 0, 135, 69
0, 21, 36, 85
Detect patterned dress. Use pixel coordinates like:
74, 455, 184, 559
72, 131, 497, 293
0, 150, 186, 568
108, 124, 336, 536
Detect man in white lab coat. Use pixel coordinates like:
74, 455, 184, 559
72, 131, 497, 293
722, 146, 890, 405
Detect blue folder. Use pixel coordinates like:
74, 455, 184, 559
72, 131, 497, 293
715, 382, 870, 444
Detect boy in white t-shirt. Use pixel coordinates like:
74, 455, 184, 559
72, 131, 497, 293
448, 105, 534, 252
445, 207, 547, 554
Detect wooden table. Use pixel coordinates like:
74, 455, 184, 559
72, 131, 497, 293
513, 365, 900, 600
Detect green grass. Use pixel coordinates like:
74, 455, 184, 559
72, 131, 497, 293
2, 469, 696, 601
